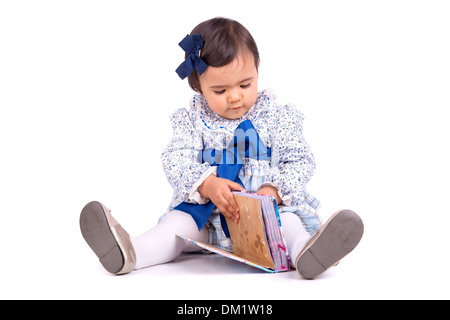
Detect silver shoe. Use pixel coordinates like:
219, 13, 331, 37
296, 209, 364, 279
80, 201, 136, 275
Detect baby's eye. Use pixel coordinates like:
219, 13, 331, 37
214, 89, 226, 95
240, 83, 251, 89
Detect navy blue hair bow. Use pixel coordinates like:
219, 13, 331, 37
175, 34, 208, 80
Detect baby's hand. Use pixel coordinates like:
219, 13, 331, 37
257, 186, 282, 205
198, 175, 245, 223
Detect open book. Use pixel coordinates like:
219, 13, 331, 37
177, 191, 291, 273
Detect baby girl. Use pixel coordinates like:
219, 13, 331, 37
80, 17, 364, 279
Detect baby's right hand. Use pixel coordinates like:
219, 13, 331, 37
198, 175, 245, 223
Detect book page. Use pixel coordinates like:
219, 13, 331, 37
176, 234, 276, 273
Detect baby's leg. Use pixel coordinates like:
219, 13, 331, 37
279, 212, 311, 268
131, 210, 208, 270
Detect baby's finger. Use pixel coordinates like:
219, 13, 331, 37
228, 181, 246, 192
219, 205, 237, 222
217, 197, 239, 223
223, 190, 240, 214
224, 201, 239, 222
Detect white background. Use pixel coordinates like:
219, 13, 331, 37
1, 0, 449, 299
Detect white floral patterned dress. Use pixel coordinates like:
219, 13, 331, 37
161, 89, 321, 249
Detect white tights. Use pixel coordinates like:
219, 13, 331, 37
131, 210, 310, 270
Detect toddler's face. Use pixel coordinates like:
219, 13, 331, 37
198, 50, 258, 120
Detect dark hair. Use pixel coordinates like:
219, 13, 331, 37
186, 17, 260, 93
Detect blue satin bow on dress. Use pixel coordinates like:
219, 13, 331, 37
174, 120, 271, 237
175, 34, 208, 80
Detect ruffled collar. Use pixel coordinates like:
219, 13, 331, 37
191, 89, 277, 134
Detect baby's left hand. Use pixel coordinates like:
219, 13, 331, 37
257, 186, 282, 205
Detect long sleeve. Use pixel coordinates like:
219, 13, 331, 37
263, 104, 316, 206
161, 108, 213, 205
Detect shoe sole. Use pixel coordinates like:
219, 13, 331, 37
296, 209, 364, 279
80, 201, 135, 274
